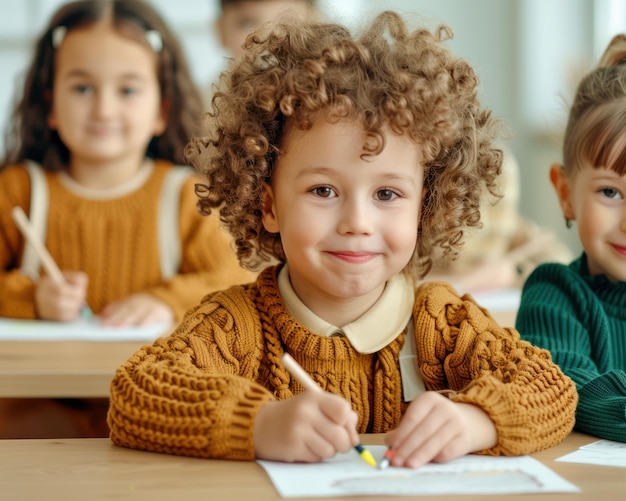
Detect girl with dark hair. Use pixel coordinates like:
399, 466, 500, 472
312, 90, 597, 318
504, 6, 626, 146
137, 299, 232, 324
0, 0, 251, 438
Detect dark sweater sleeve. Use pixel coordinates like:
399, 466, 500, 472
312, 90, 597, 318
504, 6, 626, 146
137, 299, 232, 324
516, 263, 626, 442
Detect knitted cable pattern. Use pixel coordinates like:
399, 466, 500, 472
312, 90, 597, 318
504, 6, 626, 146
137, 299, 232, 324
372, 332, 406, 433
414, 281, 578, 455
109, 267, 577, 459
257, 270, 292, 401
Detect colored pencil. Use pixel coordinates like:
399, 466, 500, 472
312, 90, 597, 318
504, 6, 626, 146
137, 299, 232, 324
12, 206, 93, 318
281, 352, 377, 468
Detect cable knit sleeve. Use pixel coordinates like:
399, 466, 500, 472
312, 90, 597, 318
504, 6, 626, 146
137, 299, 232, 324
108, 285, 275, 459
413, 281, 577, 456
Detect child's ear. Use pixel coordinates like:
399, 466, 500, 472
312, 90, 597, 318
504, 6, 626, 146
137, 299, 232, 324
261, 182, 280, 233
549, 163, 575, 221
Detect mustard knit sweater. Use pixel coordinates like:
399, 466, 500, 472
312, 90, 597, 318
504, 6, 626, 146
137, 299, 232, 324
0, 162, 252, 321
109, 266, 577, 460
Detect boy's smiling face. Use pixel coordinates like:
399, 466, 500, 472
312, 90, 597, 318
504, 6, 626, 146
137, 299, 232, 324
261, 118, 423, 325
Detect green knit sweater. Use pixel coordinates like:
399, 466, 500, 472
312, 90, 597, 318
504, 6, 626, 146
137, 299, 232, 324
516, 253, 626, 442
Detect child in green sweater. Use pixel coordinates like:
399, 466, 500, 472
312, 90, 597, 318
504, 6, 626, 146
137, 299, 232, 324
516, 34, 626, 443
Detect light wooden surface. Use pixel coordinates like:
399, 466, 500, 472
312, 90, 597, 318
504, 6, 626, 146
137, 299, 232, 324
0, 340, 145, 398
0, 310, 516, 399
0, 433, 621, 500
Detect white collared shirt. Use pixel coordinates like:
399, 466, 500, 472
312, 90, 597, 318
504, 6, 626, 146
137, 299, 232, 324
278, 265, 426, 401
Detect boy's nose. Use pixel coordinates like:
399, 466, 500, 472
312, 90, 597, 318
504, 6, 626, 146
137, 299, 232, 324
337, 199, 374, 235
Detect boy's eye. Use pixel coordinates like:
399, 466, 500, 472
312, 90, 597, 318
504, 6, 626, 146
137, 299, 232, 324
375, 189, 399, 201
600, 187, 623, 199
121, 87, 138, 96
311, 186, 336, 198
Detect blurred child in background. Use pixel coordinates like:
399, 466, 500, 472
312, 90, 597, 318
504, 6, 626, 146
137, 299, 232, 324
0, 0, 251, 438
216, 0, 318, 57
429, 144, 573, 293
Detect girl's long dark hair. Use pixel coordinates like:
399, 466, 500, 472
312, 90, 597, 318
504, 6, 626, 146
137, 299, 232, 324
2, 0, 203, 171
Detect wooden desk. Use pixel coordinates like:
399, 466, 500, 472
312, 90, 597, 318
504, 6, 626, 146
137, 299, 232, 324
0, 341, 144, 398
0, 433, 620, 500
0, 309, 516, 399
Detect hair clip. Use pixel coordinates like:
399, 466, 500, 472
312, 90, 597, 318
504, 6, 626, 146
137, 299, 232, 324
52, 26, 67, 48
145, 30, 163, 52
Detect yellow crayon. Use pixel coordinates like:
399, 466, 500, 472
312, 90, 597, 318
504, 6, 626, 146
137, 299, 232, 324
354, 444, 377, 468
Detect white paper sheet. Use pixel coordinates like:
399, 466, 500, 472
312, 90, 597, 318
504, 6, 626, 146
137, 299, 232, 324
556, 439, 626, 468
0, 317, 171, 342
258, 445, 579, 498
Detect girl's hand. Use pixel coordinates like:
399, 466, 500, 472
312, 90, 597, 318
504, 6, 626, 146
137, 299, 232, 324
384, 391, 497, 469
254, 389, 359, 463
35, 271, 88, 321
99, 293, 174, 327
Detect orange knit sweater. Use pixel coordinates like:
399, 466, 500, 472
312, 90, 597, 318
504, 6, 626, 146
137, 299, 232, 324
108, 266, 577, 460
0, 161, 253, 321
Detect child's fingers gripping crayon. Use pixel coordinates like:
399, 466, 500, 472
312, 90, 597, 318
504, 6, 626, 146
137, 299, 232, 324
281, 353, 377, 468
12, 206, 93, 319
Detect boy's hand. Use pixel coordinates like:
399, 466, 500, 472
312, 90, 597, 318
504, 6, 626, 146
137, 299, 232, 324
384, 391, 497, 469
35, 271, 88, 321
99, 293, 174, 327
254, 390, 359, 463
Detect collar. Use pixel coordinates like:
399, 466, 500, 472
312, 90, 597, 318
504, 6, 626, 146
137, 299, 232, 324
59, 158, 155, 200
278, 264, 414, 354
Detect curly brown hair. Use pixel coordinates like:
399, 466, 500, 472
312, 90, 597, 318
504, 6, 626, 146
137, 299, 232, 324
189, 10, 502, 277
2, 0, 202, 170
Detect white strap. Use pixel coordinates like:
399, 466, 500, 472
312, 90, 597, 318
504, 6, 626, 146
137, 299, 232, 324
20, 161, 49, 280
20, 163, 189, 282
158, 167, 193, 280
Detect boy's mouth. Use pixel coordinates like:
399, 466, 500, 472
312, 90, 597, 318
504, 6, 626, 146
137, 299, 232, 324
326, 251, 378, 264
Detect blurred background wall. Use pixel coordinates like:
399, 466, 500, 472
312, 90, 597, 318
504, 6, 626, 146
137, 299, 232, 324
1, 0, 624, 256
